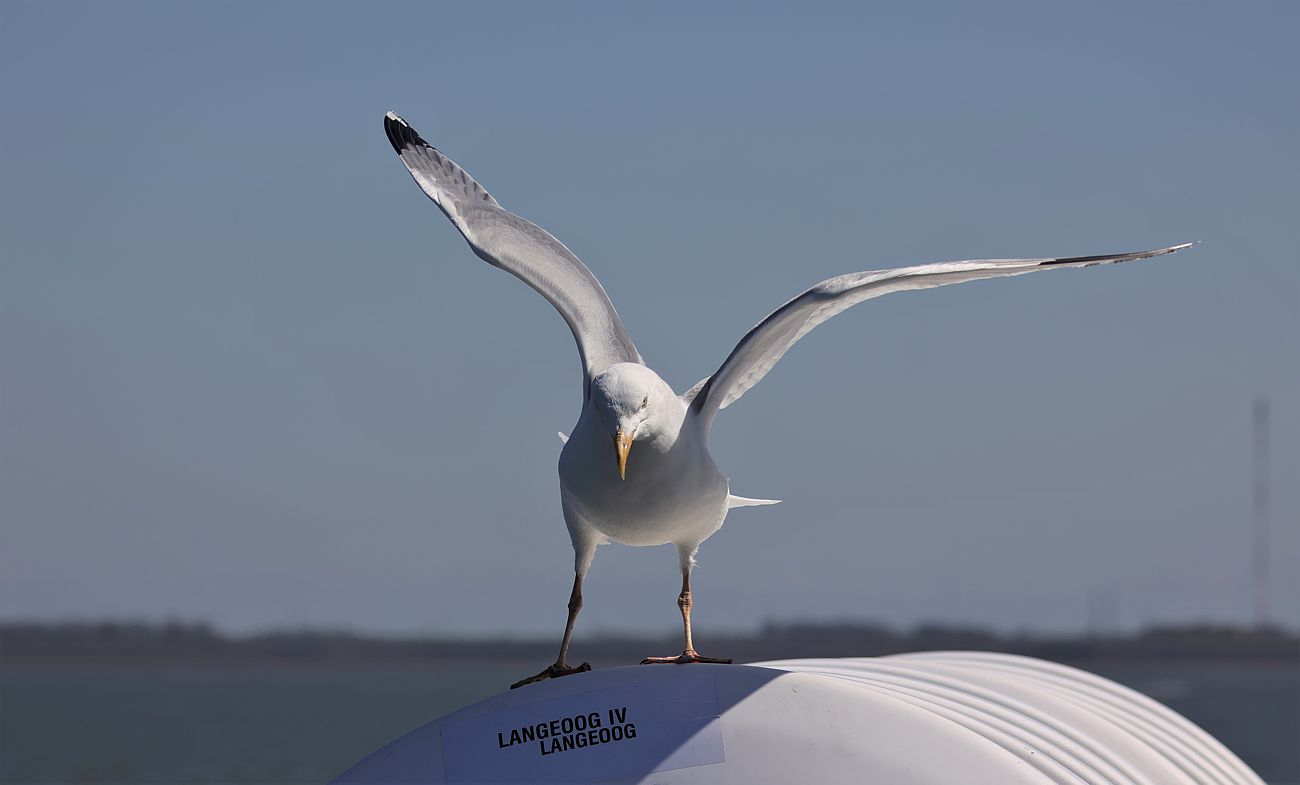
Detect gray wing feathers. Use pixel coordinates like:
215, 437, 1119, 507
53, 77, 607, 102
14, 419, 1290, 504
680, 376, 711, 403
691, 243, 1192, 429
384, 112, 641, 377
383, 113, 498, 239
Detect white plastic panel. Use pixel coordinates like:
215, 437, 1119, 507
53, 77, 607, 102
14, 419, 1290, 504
331, 653, 1265, 785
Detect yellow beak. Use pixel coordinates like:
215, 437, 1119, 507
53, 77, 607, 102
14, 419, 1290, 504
615, 428, 634, 480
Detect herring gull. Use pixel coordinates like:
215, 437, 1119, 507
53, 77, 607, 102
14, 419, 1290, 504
382, 111, 1190, 688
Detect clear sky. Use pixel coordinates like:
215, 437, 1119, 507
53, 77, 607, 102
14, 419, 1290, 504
2, 1, 1297, 637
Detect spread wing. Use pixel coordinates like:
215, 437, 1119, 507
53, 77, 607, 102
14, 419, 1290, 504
690, 243, 1192, 431
383, 112, 641, 380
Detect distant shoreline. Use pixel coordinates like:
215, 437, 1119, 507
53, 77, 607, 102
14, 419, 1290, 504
3, 620, 1296, 665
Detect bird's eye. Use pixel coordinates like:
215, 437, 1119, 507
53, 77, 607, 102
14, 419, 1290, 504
641, 396, 649, 409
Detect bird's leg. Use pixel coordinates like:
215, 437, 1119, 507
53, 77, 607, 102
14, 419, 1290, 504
679, 571, 696, 653
641, 568, 732, 665
510, 573, 592, 689
555, 573, 586, 667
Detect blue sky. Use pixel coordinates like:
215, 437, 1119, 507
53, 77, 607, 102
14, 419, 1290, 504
2, 1, 1297, 636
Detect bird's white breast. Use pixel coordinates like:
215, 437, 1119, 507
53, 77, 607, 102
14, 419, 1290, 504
558, 398, 729, 548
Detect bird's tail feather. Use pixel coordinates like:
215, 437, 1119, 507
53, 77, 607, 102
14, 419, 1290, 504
727, 494, 781, 508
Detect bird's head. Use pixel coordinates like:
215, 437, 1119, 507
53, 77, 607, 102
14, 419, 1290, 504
589, 363, 674, 480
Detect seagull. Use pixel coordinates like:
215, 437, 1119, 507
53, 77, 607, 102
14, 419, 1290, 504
382, 111, 1190, 688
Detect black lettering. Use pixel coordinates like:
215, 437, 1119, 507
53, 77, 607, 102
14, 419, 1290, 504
498, 732, 508, 748
523, 712, 640, 758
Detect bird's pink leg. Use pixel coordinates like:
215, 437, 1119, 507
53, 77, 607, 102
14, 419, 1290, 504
510, 573, 591, 688
641, 570, 732, 665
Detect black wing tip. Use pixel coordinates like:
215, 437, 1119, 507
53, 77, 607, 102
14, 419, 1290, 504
383, 110, 427, 155
1040, 242, 1196, 268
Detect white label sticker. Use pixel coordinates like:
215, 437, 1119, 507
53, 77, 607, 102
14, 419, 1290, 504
440, 670, 725, 784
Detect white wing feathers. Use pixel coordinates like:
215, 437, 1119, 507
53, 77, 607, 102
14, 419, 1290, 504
384, 112, 641, 380
690, 243, 1192, 429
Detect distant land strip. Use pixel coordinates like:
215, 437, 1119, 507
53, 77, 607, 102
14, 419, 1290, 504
2, 620, 1296, 665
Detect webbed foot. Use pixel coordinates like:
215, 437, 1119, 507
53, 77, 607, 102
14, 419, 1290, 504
640, 649, 732, 665
509, 661, 591, 689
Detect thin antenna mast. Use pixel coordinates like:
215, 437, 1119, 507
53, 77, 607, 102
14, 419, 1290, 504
1252, 397, 1271, 628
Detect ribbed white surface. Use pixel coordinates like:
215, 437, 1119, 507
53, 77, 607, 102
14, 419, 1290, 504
756, 653, 1264, 785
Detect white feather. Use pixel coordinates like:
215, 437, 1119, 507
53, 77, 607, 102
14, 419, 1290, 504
727, 495, 782, 509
